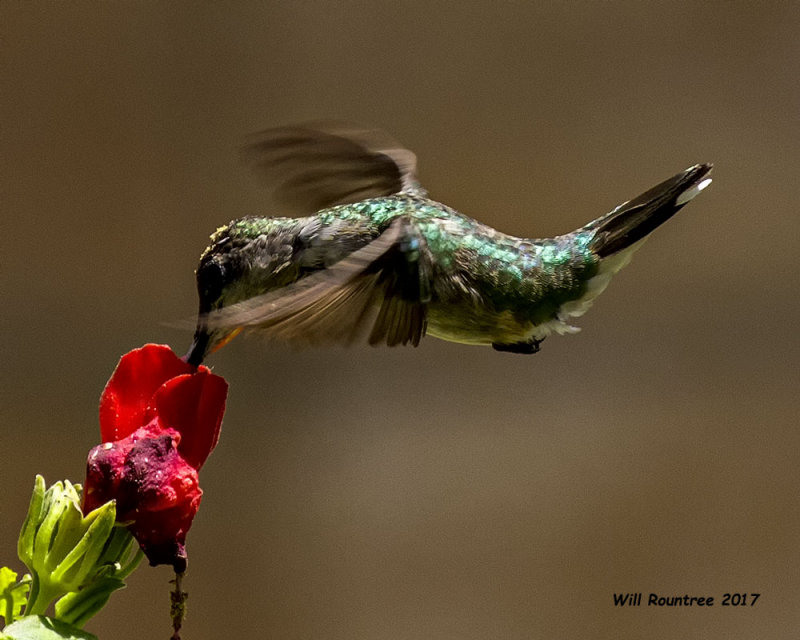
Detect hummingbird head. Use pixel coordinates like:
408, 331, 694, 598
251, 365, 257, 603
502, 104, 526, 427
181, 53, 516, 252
184, 247, 243, 368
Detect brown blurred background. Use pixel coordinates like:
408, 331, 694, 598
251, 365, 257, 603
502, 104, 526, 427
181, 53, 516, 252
3, 2, 799, 638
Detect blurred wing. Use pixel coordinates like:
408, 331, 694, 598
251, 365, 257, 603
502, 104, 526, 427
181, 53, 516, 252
242, 122, 426, 214
202, 218, 431, 347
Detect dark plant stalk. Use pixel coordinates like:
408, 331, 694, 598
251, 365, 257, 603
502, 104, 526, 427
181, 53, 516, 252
170, 571, 187, 640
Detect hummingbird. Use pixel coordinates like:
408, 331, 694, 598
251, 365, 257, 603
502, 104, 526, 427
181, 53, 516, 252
185, 124, 712, 367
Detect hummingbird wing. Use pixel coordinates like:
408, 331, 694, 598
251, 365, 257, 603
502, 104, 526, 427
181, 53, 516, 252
201, 217, 431, 348
241, 123, 426, 215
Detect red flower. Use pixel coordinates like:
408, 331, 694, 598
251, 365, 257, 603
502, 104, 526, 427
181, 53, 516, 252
84, 344, 228, 571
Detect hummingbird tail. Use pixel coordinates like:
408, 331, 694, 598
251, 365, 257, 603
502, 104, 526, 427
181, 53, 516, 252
552, 163, 713, 325
588, 163, 712, 259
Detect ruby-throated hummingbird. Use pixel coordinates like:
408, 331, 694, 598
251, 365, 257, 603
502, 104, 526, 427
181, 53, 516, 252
185, 124, 712, 366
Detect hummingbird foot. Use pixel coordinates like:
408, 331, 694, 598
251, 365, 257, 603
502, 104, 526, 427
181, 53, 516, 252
491, 337, 545, 355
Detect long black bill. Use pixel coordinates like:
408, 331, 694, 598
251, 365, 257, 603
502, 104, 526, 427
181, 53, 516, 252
183, 329, 210, 368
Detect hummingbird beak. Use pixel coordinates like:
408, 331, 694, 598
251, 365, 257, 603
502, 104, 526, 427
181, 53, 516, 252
183, 326, 243, 368
184, 329, 211, 368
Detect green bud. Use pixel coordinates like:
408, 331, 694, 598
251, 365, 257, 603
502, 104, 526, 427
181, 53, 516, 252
16, 477, 142, 625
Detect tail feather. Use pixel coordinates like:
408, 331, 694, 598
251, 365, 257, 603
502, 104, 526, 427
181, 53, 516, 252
554, 163, 712, 325
588, 164, 712, 258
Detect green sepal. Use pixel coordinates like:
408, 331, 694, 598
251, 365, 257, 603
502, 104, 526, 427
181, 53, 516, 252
49, 502, 116, 590
94, 527, 143, 581
0, 568, 31, 625
17, 477, 46, 568
31, 483, 73, 576
0, 616, 97, 640
54, 577, 125, 628
52, 526, 143, 628
44, 492, 85, 580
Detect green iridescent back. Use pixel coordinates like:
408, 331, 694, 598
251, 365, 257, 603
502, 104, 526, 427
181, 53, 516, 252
313, 194, 601, 322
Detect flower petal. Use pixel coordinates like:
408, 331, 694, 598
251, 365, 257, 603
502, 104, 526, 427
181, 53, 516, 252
150, 370, 228, 470
99, 345, 192, 442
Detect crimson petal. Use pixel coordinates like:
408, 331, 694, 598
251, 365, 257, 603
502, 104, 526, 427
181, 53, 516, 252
99, 344, 192, 442
149, 370, 228, 470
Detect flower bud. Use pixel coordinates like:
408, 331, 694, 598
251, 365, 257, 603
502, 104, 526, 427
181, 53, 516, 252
16, 476, 141, 621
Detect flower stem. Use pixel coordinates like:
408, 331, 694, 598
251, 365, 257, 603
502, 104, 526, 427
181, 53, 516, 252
25, 574, 62, 617
170, 571, 187, 640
